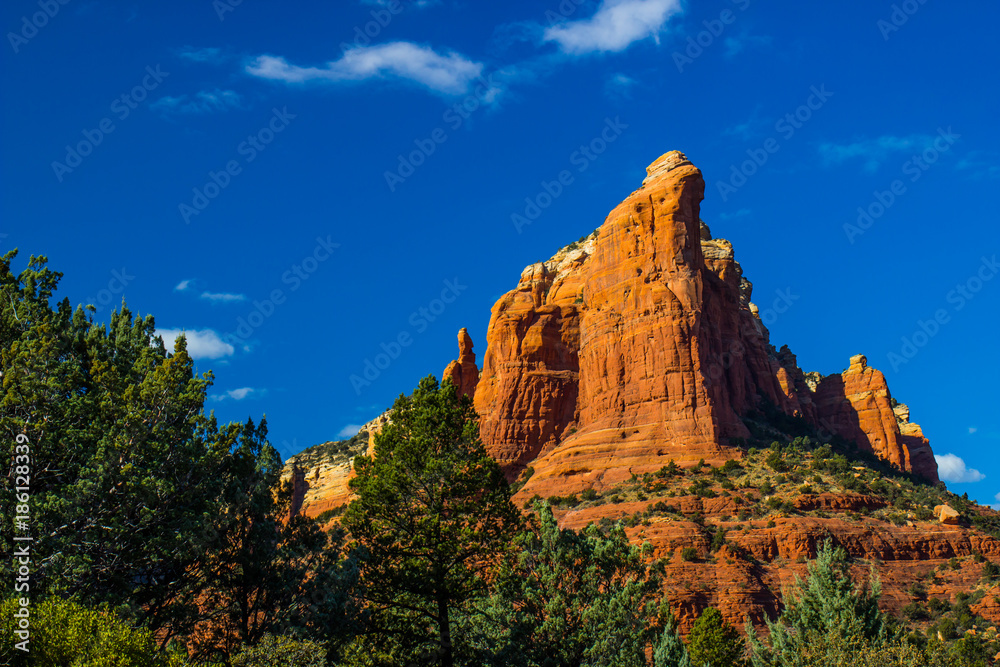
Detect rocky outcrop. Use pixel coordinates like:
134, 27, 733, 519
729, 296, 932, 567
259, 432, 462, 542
813, 355, 939, 483
472, 152, 937, 493
474, 152, 801, 492
442, 328, 480, 399
935, 504, 961, 525
279, 413, 386, 520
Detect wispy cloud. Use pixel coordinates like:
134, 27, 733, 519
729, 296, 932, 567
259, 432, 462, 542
543, 0, 683, 55
604, 72, 637, 100
337, 424, 364, 438
152, 89, 242, 115
818, 134, 934, 172
246, 42, 484, 96
935, 453, 985, 483
174, 279, 193, 291
718, 208, 751, 222
200, 291, 246, 303
177, 46, 227, 64
210, 387, 264, 401
955, 150, 1000, 180
157, 328, 235, 360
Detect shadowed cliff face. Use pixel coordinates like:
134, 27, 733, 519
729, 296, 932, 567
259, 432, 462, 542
456, 151, 938, 492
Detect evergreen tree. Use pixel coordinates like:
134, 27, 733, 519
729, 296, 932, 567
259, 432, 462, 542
1, 251, 231, 634
185, 419, 358, 662
342, 376, 521, 667
749, 540, 884, 667
653, 612, 692, 667
473, 502, 657, 667
687, 607, 743, 667
0, 250, 355, 657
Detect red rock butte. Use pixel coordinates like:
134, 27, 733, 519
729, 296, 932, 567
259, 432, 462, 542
284, 151, 991, 634
450, 151, 938, 499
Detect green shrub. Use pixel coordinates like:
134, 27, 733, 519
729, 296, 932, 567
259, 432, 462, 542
581, 488, 599, 501
681, 547, 699, 562
232, 634, 327, 667
0, 597, 181, 666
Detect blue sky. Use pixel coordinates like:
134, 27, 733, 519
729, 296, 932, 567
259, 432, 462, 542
2, 0, 998, 503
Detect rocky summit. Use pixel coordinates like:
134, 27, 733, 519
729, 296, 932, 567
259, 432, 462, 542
466, 150, 938, 493
286, 151, 1000, 633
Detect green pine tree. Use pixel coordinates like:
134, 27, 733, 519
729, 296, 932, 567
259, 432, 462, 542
472, 501, 658, 667
342, 376, 521, 667
653, 612, 692, 667
0, 250, 355, 658
687, 607, 744, 667
748, 540, 884, 667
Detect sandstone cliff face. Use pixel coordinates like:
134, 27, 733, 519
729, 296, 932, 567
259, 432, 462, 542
463, 151, 938, 494
814, 355, 939, 483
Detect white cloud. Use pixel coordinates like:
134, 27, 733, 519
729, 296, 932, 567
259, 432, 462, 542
246, 42, 484, 96
543, 0, 682, 55
935, 453, 985, 483
818, 135, 934, 172
152, 89, 242, 115
177, 46, 226, 64
200, 291, 246, 303
175, 279, 193, 291
970, 427, 978, 434
157, 328, 235, 360
210, 387, 262, 401
337, 424, 364, 438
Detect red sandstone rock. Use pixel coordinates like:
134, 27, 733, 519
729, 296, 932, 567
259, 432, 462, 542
813, 355, 939, 482
442, 328, 480, 399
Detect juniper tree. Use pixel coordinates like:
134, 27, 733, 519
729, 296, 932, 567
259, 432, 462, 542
0, 250, 353, 656
470, 502, 658, 667
747, 540, 885, 667
342, 376, 521, 667
653, 612, 692, 667
687, 607, 744, 667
